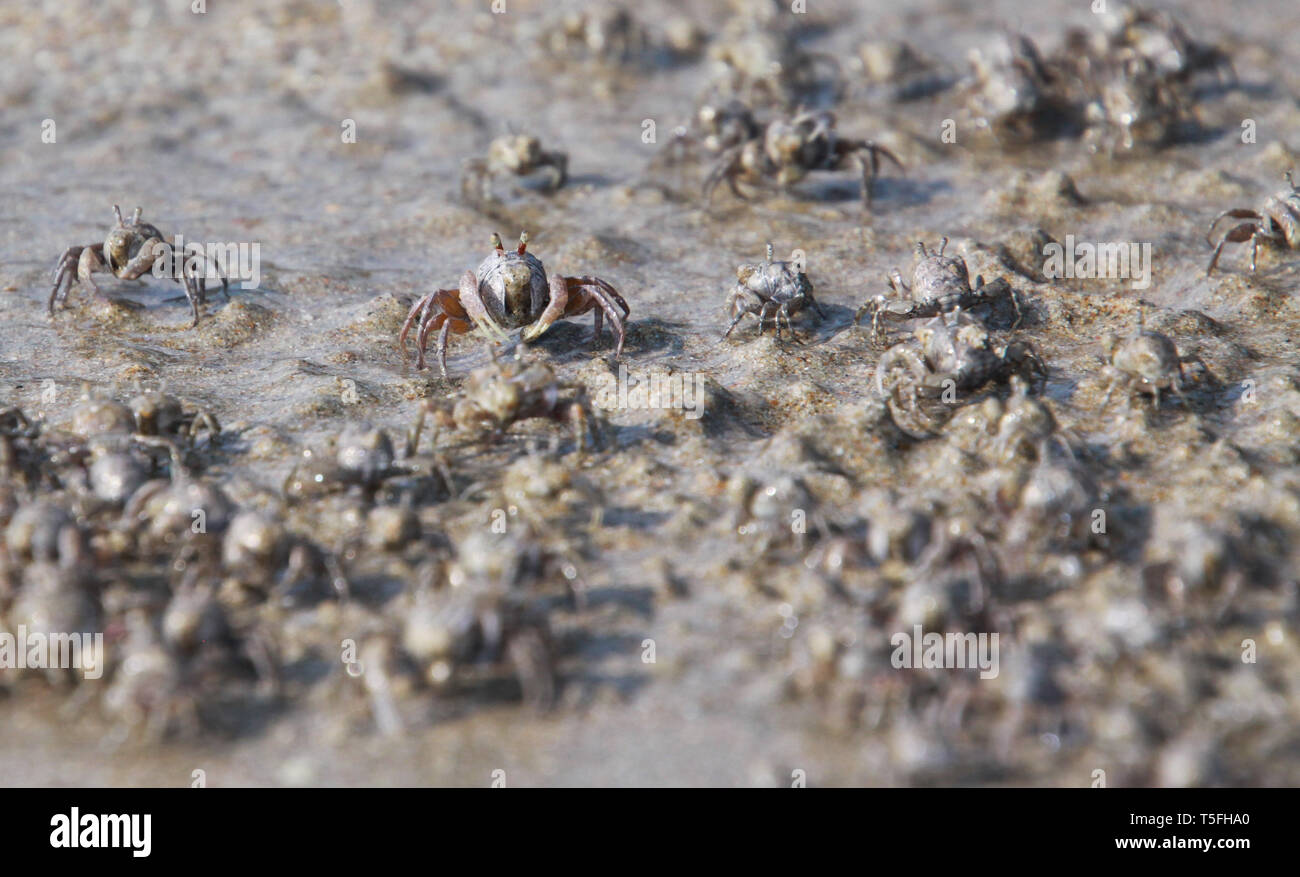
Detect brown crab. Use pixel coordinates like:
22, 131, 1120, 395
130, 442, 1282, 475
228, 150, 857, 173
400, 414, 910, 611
399, 231, 629, 377
50, 206, 228, 327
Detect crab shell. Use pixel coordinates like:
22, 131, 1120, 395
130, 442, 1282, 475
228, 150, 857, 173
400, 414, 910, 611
911, 249, 973, 303
474, 248, 551, 329
104, 219, 165, 273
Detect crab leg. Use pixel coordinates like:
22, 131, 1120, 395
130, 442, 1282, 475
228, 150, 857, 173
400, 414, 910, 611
49, 243, 102, 313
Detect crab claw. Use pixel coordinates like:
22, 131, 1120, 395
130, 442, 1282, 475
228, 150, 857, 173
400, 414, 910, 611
520, 319, 551, 343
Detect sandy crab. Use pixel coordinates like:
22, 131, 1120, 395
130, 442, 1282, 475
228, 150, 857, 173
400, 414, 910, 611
706, 18, 843, 108
408, 354, 604, 452
1082, 53, 1192, 154
397, 531, 558, 709
1206, 171, 1300, 276
50, 206, 228, 327
961, 32, 1072, 142
399, 231, 629, 376
1092, 6, 1235, 86
856, 238, 1021, 345
1099, 312, 1191, 410
723, 243, 825, 341
877, 309, 1043, 436
703, 108, 903, 212
461, 135, 568, 201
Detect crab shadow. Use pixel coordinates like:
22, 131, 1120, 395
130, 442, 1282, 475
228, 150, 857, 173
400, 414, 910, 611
529, 315, 688, 362
797, 173, 951, 210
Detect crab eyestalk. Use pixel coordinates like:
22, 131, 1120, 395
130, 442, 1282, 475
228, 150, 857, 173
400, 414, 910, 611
491, 232, 504, 252
113, 205, 125, 225
765, 242, 774, 263
517, 231, 529, 255
132, 206, 143, 224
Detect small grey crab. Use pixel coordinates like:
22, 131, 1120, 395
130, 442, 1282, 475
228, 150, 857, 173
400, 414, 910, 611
1099, 311, 1191, 410
856, 238, 1022, 345
50, 206, 228, 327
461, 135, 568, 201
1082, 52, 1192, 155
408, 354, 606, 452
960, 32, 1072, 142
723, 243, 825, 342
876, 309, 1044, 436
703, 108, 903, 212
399, 231, 629, 376
1206, 171, 1300, 276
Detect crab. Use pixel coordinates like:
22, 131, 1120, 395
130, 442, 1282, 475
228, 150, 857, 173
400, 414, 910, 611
50, 206, 228, 327
855, 238, 1022, 345
539, 6, 650, 65
397, 531, 559, 709
398, 231, 629, 376
876, 309, 1044, 436
1082, 52, 1192, 154
723, 243, 825, 341
1206, 171, 1300, 276
706, 18, 843, 108
961, 32, 1073, 142
408, 354, 605, 452
461, 135, 568, 201
703, 108, 903, 212
1094, 5, 1235, 86
1099, 312, 1191, 410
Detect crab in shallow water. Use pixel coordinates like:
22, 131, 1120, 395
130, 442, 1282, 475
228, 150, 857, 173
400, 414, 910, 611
856, 238, 1022, 345
50, 206, 228, 327
399, 232, 629, 377
1206, 171, 1300, 276
461, 135, 568, 201
703, 108, 903, 212
723, 243, 825, 342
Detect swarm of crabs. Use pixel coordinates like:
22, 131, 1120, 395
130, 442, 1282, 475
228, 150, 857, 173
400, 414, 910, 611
17, 1, 1300, 781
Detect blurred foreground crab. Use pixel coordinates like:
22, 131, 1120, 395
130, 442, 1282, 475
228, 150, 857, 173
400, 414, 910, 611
724, 243, 824, 342
856, 238, 1021, 345
704, 108, 903, 212
1082, 53, 1193, 154
1206, 171, 1300, 276
399, 231, 629, 376
877, 309, 1044, 436
461, 135, 568, 201
50, 206, 228, 327
408, 354, 605, 452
